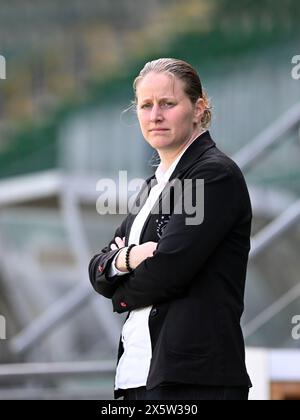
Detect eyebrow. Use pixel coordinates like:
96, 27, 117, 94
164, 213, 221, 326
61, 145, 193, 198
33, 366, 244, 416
139, 96, 176, 103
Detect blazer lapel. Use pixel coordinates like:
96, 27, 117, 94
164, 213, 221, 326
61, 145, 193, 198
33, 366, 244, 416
138, 131, 216, 242
127, 131, 216, 244
125, 173, 157, 244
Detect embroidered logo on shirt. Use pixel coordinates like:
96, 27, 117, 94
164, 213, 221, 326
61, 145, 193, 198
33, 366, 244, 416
155, 215, 171, 238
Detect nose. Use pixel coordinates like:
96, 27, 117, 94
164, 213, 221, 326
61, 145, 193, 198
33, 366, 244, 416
150, 104, 163, 122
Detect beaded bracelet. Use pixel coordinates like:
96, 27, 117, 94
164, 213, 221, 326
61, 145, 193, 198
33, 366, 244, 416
125, 244, 136, 272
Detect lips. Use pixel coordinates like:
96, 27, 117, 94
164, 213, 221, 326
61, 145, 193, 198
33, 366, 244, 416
149, 128, 169, 132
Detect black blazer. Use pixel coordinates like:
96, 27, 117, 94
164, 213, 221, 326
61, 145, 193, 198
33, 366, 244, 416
89, 131, 252, 399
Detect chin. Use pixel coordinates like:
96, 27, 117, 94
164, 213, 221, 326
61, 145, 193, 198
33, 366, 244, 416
147, 134, 173, 149
150, 140, 173, 150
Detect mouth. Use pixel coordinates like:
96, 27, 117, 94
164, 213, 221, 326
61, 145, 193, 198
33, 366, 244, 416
149, 128, 170, 132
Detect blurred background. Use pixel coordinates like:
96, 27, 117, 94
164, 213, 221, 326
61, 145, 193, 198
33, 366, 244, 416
0, 0, 300, 400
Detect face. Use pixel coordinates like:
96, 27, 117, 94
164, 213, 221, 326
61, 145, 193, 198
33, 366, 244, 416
136, 72, 204, 154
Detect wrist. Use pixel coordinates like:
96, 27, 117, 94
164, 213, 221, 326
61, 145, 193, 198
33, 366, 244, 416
125, 244, 137, 272
115, 247, 128, 272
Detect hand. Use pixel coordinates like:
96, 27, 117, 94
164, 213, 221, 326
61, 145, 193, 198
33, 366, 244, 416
110, 236, 125, 251
129, 242, 158, 270
114, 241, 158, 272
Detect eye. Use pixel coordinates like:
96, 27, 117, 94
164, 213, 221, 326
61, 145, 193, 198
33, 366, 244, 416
161, 101, 175, 108
140, 103, 152, 109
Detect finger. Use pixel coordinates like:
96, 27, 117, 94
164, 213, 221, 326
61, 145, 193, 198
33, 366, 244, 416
115, 237, 124, 247
110, 244, 117, 250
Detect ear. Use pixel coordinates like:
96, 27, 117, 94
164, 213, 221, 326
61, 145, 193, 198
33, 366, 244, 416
193, 97, 205, 123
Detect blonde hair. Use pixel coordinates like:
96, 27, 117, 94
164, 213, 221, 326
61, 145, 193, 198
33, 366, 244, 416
133, 58, 212, 129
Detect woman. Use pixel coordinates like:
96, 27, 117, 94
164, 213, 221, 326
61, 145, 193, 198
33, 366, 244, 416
89, 58, 252, 400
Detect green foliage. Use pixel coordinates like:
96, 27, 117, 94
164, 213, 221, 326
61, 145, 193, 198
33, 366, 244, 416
0, 121, 57, 178
213, 0, 300, 20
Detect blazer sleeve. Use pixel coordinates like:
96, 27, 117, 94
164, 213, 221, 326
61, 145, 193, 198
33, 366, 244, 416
89, 174, 156, 299
111, 161, 243, 313
88, 214, 131, 299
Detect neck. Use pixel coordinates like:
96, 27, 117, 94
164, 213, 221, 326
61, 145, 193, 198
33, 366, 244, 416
158, 128, 205, 171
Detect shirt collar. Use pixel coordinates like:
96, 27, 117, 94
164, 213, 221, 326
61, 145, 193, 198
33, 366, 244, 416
155, 130, 207, 185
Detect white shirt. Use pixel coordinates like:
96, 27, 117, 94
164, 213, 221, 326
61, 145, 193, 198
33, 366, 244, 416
109, 132, 205, 391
